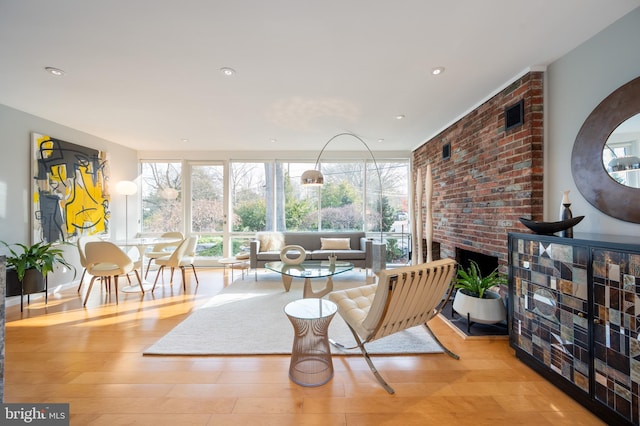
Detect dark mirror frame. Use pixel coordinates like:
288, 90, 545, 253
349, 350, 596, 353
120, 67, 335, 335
571, 76, 640, 223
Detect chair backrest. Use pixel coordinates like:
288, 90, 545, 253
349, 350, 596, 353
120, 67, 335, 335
362, 258, 457, 342
151, 231, 184, 251
85, 241, 135, 275
179, 236, 199, 266
184, 236, 198, 257
77, 235, 103, 267
159, 237, 191, 268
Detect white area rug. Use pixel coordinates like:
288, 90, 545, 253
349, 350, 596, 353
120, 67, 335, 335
144, 272, 444, 356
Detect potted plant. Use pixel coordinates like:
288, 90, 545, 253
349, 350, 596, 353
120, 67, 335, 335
452, 260, 507, 327
2, 240, 75, 303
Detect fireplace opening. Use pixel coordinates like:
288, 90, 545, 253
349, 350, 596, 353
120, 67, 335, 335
455, 248, 499, 277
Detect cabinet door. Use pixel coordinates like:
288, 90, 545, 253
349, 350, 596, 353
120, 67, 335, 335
592, 249, 640, 423
510, 237, 590, 393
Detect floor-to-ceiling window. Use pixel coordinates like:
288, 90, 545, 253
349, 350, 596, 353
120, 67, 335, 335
189, 163, 225, 259
140, 161, 183, 233
229, 161, 268, 257
139, 158, 410, 264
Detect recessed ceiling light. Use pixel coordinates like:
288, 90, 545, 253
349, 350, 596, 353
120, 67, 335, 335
220, 67, 236, 76
270, 138, 277, 143
378, 138, 385, 143
431, 67, 445, 75
45, 67, 65, 76
395, 114, 405, 120
180, 138, 189, 143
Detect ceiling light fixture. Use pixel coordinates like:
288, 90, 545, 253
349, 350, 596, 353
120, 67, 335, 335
396, 114, 405, 120
431, 67, 445, 75
45, 67, 65, 76
220, 67, 236, 76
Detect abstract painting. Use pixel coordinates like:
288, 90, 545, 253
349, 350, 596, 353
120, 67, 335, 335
32, 133, 110, 243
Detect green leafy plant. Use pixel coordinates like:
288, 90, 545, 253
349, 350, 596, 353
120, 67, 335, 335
1, 240, 75, 282
455, 260, 507, 299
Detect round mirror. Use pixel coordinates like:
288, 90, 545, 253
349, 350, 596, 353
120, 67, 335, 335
572, 76, 640, 223
602, 113, 640, 188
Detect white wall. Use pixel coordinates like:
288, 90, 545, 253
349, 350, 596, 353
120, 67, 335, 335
546, 7, 640, 236
0, 104, 138, 287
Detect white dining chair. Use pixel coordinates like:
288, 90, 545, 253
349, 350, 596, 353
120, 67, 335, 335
144, 231, 184, 279
151, 237, 194, 292
83, 241, 142, 306
76, 235, 103, 293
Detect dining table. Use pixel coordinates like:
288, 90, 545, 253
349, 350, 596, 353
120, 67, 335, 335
110, 236, 182, 293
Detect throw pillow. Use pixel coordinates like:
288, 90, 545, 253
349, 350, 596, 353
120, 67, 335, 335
269, 232, 285, 251
321, 237, 351, 250
256, 232, 285, 252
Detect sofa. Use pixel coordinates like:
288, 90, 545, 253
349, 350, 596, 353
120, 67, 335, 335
249, 231, 372, 280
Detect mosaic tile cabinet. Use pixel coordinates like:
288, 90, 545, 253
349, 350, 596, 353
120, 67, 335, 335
509, 232, 640, 426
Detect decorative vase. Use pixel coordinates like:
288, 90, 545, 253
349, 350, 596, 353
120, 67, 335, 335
560, 190, 574, 238
328, 253, 337, 266
559, 190, 570, 220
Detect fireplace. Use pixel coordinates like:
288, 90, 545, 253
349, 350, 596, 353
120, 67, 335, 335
456, 247, 498, 277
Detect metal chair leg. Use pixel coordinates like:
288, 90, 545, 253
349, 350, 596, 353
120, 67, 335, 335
331, 325, 396, 394
423, 323, 460, 360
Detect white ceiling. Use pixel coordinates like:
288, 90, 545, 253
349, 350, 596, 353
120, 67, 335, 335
1, 1, 639, 153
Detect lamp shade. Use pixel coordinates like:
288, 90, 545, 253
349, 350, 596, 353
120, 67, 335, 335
115, 180, 138, 196
608, 155, 640, 171
160, 187, 179, 200
301, 169, 324, 186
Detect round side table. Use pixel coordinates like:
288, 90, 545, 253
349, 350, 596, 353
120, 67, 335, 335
219, 257, 249, 281
284, 298, 337, 387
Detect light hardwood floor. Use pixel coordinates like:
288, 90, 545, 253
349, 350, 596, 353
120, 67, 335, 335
4, 268, 605, 425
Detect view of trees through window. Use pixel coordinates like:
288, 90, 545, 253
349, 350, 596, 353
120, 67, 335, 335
140, 162, 183, 233
141, 159, 410, 264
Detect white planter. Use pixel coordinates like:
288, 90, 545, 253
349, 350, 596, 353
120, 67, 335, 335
452, 289, 506, 325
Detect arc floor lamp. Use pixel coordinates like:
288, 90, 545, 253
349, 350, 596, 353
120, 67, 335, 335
301, 132, 385, 271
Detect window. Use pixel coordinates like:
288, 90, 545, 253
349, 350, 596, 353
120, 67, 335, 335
140, 162, 183, 234
140, 158, 410, 263
191, 164, 224, 233
230, 162, 268, 232
191, 163, 224, 257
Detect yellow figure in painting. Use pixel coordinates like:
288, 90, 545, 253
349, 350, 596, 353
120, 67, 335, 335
33, 134, 110, 242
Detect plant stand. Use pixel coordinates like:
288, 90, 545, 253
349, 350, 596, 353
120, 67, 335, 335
6, 268, 48, 312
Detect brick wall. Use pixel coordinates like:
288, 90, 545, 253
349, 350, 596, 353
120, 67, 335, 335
412, 71, 544, 270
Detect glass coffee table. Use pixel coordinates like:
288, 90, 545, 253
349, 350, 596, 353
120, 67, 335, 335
264, 260, 353, 298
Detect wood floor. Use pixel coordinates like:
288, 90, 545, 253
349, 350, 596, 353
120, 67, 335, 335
4, 268, 605, 426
